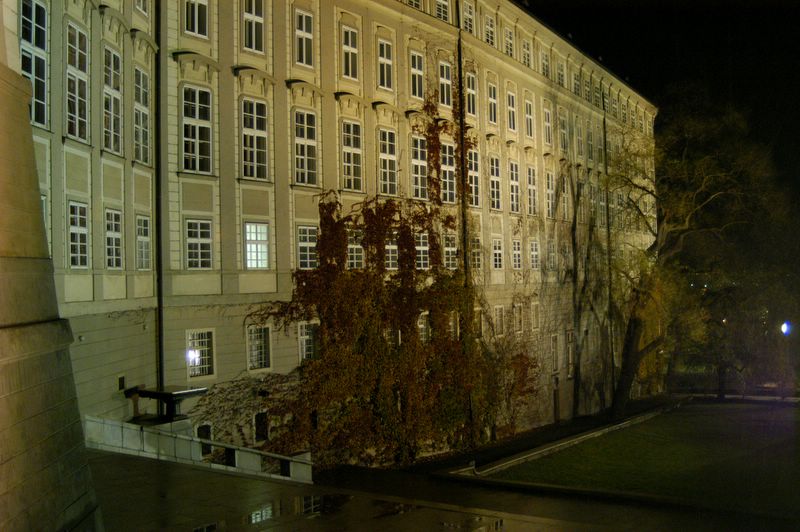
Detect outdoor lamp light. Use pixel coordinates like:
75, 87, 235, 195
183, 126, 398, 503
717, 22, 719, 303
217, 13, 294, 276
781, 321, 790, 336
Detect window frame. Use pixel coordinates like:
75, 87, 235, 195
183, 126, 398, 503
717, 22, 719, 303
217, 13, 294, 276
182, 85, 213, 173
487, 82, 497, 125
184, 0, 209, 38
492, 237, 503, 270
341, 120, 363, 191
489, 156, 501, 210
440, 142, 456, 203
66, 22, 89, 141
378, 128, 398, 195
467, 149, 480, 207
378, 39, 393, 91
506, 90, 517, 132
243, 0, 265, 53
241, 97, 269, 180
187, 328, 215, 378
341, 25, 359, 80
298, 321, 319, 361
293, 109, 318, 185
186, 219, 213, 270
247, 324, 272, 370
438, 61, 452, 107
244, 221, 269, 270
530, 239, 540, 270
411, 135, 428, 200
134, 67, 151, 164
297, 225, 318, 270
136, 215, 151, 270
68, 201, 89, 269
104, 208, 123, 269
409, 51, 424, 100
20, 0, 48, 127
294, 9, 314, 67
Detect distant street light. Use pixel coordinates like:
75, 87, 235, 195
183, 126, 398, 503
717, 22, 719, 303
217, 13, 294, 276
781, 321, 791, 336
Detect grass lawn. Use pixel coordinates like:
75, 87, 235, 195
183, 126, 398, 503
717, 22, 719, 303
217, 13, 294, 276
490, 401, 800, 519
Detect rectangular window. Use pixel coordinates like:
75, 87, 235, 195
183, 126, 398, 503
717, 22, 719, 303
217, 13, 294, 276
244, 0, 264, 52
435, 0, 449, 22
557, 62, 565, 87
242, 98, 268, 180
494, 306, 504, 336
378, 40, 393, 90
462, 1, 474, 33
506, 91, 516, 132
524, 99, 534, 138
295, 9, 313, 66
342, 121, 362, 190
573, 72, 582, 96
103, 48, 122, 153
576, 118, 584, 158
186, 219, 212, 269
530, 239, 540, 270
567, 330, 575, 377
247, 325, 271, 370
540, 50, 550, 78
531, 301, 540, 329
562, 176, 569, 220
299, 322, 319, 361
492, 238, 503, 269
297, 226, 318, 269
439, 61, 452, 107
105, 209, 122, 269
559, 112, 569, 154
509, 161, 520, 213
68, 201, 88, 268
484, 15, 495, 46
489, 157, 501, 210
470, 237, 482, 270
410, 51, 424, 99
20, 0, 48, 126
577, 181, 586, 223
294, 109, 317, 184
441, 143, 456, 203
342, 26, 358, 79
514, 304, 523, 332
66, 23, 88, 140
347, 230, 364, 269
587, 123, 594, 162
134, 68, 151, 164
411, 135, 428, 199
407, 0, 421, 8
415, 233, 429, 270
527, 166, 537, 215
136, 215, 151, 270
185, 0, 208, 37
504, 27, 514, 57
468, 150, 480, 207
182, 86, 212, 173
135, 0, 148, 15
187, 329, 214, 377
521, 39, 532, 68
512, 239, 521, 270
416, 313, 430, 342
385, 232, 398, 270
487, 83, 497, 124
547, 239, 556, 270
244, 222, 269, 269
599, 189, 607, 227
379, 128, 397, 195
466, 73, 476, 116
543, 104, 553, 146
546, 171, 555, 219
551, 334, 558, 370
444, 233, 457, 270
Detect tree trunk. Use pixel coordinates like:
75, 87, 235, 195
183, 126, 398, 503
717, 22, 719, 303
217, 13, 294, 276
572, 352, 582, 418
611, 314, 645, 419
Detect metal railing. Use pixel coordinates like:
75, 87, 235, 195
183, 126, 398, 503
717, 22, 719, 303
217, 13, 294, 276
83, 415, 312, 484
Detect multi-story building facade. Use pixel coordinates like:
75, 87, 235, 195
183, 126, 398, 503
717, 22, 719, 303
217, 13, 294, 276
16, 0, 655, 437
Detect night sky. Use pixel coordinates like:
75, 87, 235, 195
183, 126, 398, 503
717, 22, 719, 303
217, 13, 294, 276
525, 0, 800, 196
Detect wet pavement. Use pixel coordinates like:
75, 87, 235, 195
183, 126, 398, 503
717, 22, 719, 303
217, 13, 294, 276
90, 448, 796, 531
